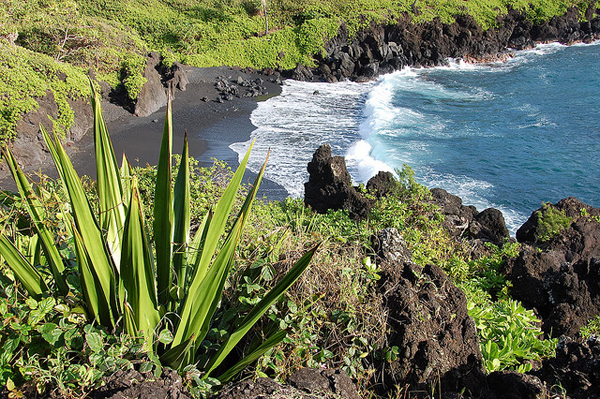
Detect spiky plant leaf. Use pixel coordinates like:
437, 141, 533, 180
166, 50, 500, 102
120, 177, 160, 338
0, 233, 48, 298
42, 126, 118, 326
173, 133, 190, 292
172, 216, 244, 349
155, 100, 174, 308
91, 80, 126, 269
216, 330, 287, 383
204, 244, 318, 377
2, 147, 68, 295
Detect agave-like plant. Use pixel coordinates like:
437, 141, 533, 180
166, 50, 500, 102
0, 82, 316, 381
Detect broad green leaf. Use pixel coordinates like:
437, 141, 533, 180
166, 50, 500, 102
2, 147, 68, 295
155, 99, 174, 308
158, 329, 174, 345
204, 244, 318, 376
120, 178, 160, 336
86, 330, 104, 353
0, 233, 48, 298
173, 133, 190, 291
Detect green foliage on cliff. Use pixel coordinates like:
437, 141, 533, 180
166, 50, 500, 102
536, 203, 573, 241
1, 0, 597, 145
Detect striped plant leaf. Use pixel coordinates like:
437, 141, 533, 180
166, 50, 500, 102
91, 81, 126, 270
204, 244, 318, 377
0, 233, 48, 298
172, 216, 244, 348
181, 141, 254, 312
154, 100, 174, 308
2, 147, 68, 295
69, 222, 110, 325
120, 178, 160, 338
43, 127, 118, 326
173, 133, 190, 293
216, 329, 287, 383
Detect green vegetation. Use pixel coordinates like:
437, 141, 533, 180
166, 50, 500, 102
580, 315, 600, 339
0, 88, 560, 396
0, 86, 316, 396
2, 0, 598, 146
537, 203, 573, 242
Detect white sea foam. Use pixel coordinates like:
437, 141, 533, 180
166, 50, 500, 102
230, 79, 373, 197
231, 41, 594, 236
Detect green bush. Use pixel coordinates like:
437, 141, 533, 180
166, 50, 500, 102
537, 203, 573, 242
469, 298, 557, 373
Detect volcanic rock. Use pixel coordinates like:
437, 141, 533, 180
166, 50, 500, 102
506, 198, 600, 337
304, 144, 372, 219
375, 236, 486, 396
430, 188, 509, 246
211, 368, 360, 399
533, 336, 600, 399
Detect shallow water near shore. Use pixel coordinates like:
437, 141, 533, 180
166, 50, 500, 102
232, 42, 600, 234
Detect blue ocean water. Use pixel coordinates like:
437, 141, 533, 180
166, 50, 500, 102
232, 42, 600, 233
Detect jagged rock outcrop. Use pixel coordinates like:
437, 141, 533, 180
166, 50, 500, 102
486, 371, 548, 399
304, 144, 373, 219
290, 5, 600, 83
366, 171, 396, 199
430, 188, 510, 246
505, 197, 600, 337
533, 336, 600, 399
134, 52, 169, 117
373, 230, 486, 396
210, 368, 360, 399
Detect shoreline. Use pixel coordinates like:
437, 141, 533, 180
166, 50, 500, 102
1, 66, 290, 200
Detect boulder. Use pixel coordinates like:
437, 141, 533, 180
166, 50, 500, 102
375, 234, 486, 395
134, 52, 168, 117
533, 336, 600, 399
506, 198, 600, 336
211, 368, 360, 399
366, 171, 396, 199
304, 144, 372, 219
470, 208, 510, 245
371, 228, 412, 265
430, 188, 509, 246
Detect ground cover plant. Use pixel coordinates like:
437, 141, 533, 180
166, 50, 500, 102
0, 84, 317, 397
1, 137, 562, 398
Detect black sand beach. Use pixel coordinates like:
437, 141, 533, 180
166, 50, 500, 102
2, 66, 289, 200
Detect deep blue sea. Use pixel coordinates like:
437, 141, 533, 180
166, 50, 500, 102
231, 42, 600, 234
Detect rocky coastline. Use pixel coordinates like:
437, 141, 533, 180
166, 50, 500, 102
86, 146, 600, 399
3, 5, 600, 185
289, 5, 600, 83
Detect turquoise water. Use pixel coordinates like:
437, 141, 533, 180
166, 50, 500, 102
233, 42, 600, 233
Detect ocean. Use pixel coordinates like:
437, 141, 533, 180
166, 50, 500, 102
230, 42, 600, 234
